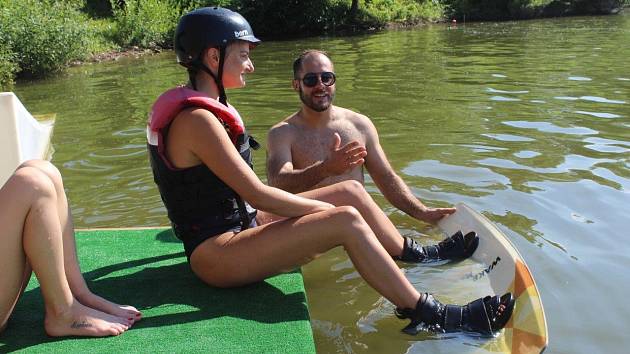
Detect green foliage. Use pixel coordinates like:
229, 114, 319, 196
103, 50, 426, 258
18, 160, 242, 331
0, 0, 626, 87
110, 0, 182, 48
171, 0, 235, 9
81, 0, 117, 18
85, 18, 120, 55
0, 43, 18, 90
443, 0, 522, 20
231, 0, 444, 38
568, 0, 627, 14
441, 0, 626, 19
234, 0, 349, 38
0, 0, 90, 78
360, 0, 445, 23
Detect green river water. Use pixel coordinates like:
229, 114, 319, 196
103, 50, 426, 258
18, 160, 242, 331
13, 13, 630, 354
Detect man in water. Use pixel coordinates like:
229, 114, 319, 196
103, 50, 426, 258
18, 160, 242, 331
266, 50, 455, 224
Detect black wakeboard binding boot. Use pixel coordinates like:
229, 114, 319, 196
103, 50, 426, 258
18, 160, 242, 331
397, 231, 479, 263
395, 292, 515, 336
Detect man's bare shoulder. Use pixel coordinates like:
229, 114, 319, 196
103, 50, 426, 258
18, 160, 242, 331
268, 112, 301, 141
271, 111, 306, 129
334, 106, 375, 131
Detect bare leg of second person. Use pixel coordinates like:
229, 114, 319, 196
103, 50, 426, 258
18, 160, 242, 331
191, 206, 420, 310
300, 180, 406, 256
259, 180, 476, 263
18, 160, 141, 322
0, 167, 130, 336
257, 180, 405, 256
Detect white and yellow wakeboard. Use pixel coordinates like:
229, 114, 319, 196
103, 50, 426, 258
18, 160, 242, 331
438, 202, 548, 354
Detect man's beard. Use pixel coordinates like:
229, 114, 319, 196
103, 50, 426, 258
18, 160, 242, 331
299, 87, 334, 112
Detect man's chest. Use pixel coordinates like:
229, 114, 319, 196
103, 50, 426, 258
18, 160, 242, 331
290, 124, 365, 168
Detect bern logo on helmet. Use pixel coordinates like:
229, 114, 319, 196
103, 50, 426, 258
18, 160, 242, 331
234, 30, 249, 38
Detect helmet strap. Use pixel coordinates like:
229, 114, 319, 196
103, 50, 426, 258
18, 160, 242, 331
217, 46, 227, 106
193, 46, 228, 107
187, 67, 198, 91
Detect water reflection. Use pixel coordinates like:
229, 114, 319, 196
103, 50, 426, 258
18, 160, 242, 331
12, 11, 630, 354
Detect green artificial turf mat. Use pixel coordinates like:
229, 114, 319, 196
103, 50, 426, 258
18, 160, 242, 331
0, 228, 315, 353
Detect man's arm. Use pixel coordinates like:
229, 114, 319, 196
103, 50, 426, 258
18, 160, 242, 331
362, 118, 455, 224
266, 124, 366, 193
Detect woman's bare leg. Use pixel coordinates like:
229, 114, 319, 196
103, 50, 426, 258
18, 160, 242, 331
18, 160, 141, 322
0, 172, 31, 332
191, 206, 420, 309
0, 166, 130, 336
258, 180, 406, 257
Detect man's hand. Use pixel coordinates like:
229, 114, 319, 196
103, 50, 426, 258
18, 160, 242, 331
323, 133, 367, 175
415, 207, 457, 224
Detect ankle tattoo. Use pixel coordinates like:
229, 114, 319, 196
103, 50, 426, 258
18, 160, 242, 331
70, 320, 93, 329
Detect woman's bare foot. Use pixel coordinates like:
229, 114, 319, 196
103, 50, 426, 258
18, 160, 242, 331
76, 292, 142, 323
44, 301, 131, 337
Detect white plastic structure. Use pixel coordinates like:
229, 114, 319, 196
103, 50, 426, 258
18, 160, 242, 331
0, 92, 55, 187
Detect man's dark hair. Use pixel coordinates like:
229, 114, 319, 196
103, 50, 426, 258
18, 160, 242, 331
293, 50, 330, 79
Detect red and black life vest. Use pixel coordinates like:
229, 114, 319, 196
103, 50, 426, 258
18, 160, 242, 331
147, 87, 258, 247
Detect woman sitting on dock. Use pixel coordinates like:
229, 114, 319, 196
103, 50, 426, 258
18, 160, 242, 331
0, 160, 141, 337
147, 7, 514, 335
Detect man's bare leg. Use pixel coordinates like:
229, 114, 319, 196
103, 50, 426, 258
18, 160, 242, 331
257, 180, 405, 257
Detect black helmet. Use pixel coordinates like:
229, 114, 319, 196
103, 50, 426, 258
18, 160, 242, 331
175, 7, 260, 67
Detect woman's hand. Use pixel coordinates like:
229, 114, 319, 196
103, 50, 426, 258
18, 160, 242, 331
310, 200, 335, 213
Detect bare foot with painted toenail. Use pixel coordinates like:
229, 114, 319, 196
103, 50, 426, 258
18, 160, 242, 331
44, 301, 131, 337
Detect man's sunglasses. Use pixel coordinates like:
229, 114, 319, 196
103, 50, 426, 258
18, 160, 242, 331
298, 72, 336, 87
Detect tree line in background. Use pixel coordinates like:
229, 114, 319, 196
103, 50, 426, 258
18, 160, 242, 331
1, 0, 628, 89
447, 0, 627, 20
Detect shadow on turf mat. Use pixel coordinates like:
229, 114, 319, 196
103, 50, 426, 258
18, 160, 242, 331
1, 251, 309, 352
154, 228, 181, 244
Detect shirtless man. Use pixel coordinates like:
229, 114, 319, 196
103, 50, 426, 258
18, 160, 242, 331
266, 50, 456, 225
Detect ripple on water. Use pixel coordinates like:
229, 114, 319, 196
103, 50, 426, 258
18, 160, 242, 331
583, 136, 630, 154
514, 150, 542, 158
503, 120, 598, 135
571, 212, 594, 223
478, 154, 617, 175
554, 96, 579, 101
113, 128, 146, 137
62, 159, 111, 172
568, 76, 592, 81
456, 144, 508, 153
310, 319, 353, 352
562, 154, 618, 172
579, 96, 626, 104
88, 145, 147, 159
482, 133, 535, 142
574, 111, 621, 119
403, 160, 510, 188
489, 95, 521, 102
83, 214, 118, 225
356, 297, 391, 334
592, 167, 630, 190
486, 87, 529, 94
553, 95, 626, 104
